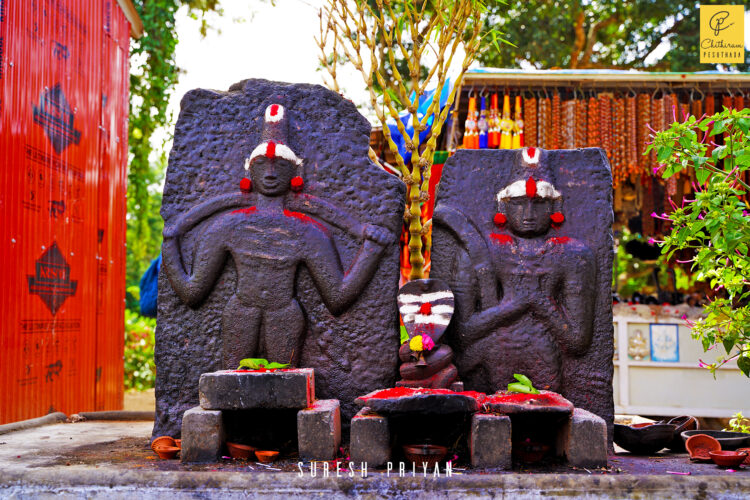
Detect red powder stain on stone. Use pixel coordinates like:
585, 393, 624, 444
549, 236, 570, 245
490, 233, 513, 245
283, 209, 326, 231
484, 391, 570, 408
232, 206, 257, 215
359, 387, 486, 402
419, 303, 432, 315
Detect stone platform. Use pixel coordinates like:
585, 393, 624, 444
182, 369, 339, 463
351, 388, 607, 469
1, 419, 749, 499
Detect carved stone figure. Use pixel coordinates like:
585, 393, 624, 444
154, 80, 404, 438
431, 147, 614, 442
162, 103, 392, 369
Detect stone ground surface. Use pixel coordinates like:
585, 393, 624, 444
1, 420, 749, 499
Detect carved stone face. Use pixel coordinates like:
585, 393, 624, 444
504, 196, 553, 237
249, 156, 296, 196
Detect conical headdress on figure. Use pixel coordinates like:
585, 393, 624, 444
244, 104, 303, 169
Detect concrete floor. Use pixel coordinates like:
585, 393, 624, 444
0, 419, 749, 499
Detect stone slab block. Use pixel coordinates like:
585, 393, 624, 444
199, 369, 314, 410
470, 413, 511, 469
558, 407, 607, 468
297, 399, 341, 461
181, 406, 224, 463
355, 387, 480, 415
350, 407, 390, 468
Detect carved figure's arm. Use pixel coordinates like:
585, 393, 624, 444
304, 224, 392, 315
451, 251, 528, 344
163, 192, 252, 238
285, 193, 364, 239
532, 247, 595, 356
162, 219, 229, 308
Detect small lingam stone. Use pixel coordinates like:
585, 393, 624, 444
395, 279, 458, 389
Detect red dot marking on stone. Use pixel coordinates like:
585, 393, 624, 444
493, 213, 507, 226
290, 176, 304, 192
270, 104, 279, 116
239, 177, 252, 192
527, 147, 536, 159
550, 212, 565, 224
419, 302, 432, 315
490, 233, 513, 245
266, 141, 276, 159
231, 206, 257, 215
526, 176, 537, 198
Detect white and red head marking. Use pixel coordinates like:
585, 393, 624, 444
245, 104, 303, 168
496, 177, 561, 202
265, 104, 284, 123
496, 147, 560, 202
522, 146, 540, 164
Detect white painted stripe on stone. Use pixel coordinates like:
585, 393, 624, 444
246, 142, 303, 167
402, 314, 451, 325
496, 179, 561, 201
399, 291, 454, 303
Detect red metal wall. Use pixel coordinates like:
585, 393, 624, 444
0, 0, 130, 423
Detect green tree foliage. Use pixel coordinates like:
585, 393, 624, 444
127, 0, 223, 288
647, 107, 750, 378
479, 0, 748, 71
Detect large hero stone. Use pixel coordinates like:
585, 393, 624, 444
154, 79, 404, 439
430, 147, 614, 444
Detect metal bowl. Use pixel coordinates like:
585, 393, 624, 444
614, 423, 676, 455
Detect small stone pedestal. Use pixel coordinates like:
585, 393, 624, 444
351, 388, 482, 469
181, 369, 340, 463
470, 413, 511, 468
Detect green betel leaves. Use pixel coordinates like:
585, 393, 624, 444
507, 373, 540, 394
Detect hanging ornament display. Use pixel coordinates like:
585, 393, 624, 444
612, 96, 626, 188
599, 94, 612, 158
734, 93, 745, 111
538, 94, 549, 149
637, 93, 650, 175
512, 95, 524, 149
626, 94, 638, 178
524, 94, 537, 148
575, 96, 587, 148
488, 93, 500, 148
549, 91, 561, 149
499, 94, 514, 149
587, 95, 600, 147
478, 96, 489, 149
562, 99, 576, 149
650, 95, 665, 176
462, 96, 478, 149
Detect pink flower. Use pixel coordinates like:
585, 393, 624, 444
422, 335, 435, 351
